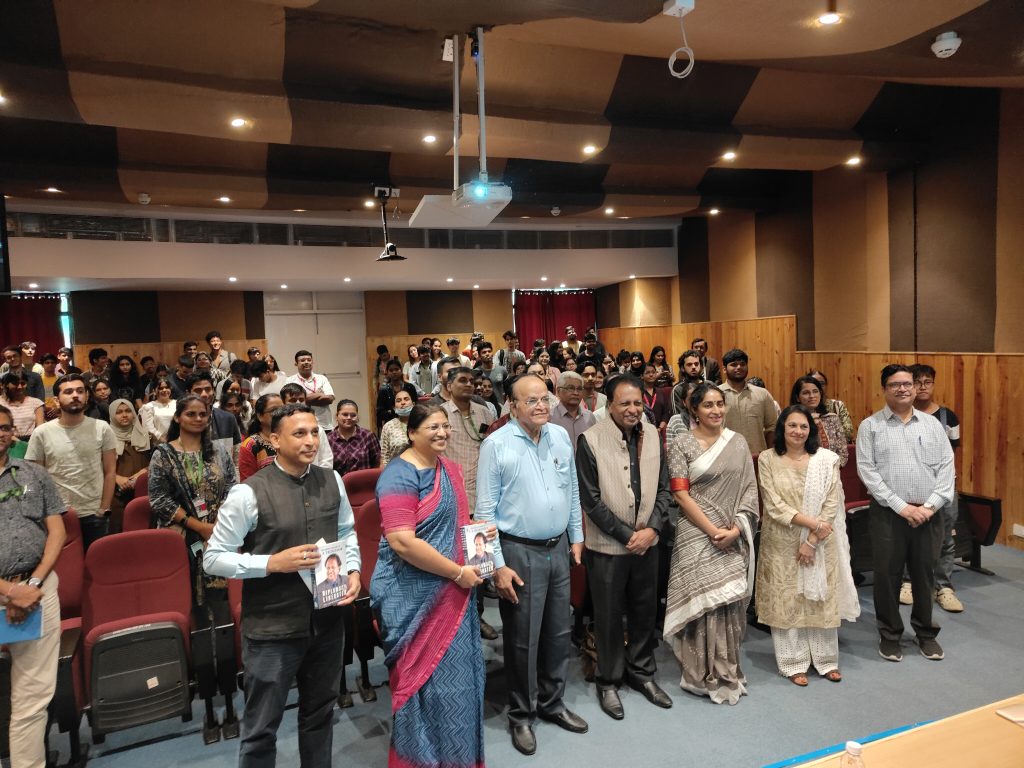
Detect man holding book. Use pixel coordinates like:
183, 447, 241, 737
205, 403, 360, 768
0, 403, 68, 768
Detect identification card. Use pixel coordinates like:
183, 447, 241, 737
193, 498, 209, 520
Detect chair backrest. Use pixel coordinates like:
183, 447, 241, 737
353, 498, 382, 597
81, 529, 192, 637
840, 444, 869, 503
122, 496, 154, 532
133, 470, 149, 499
55, 510, 85, 620
343, 468, 383, 509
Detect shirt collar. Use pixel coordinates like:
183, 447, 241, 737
882, 404, 919, 422
509, 418, 547, 444
273, 457, 312, 481
0, 457, 21, 478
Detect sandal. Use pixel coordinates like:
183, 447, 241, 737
787, 673, 809, 687
824, 670, 842, 683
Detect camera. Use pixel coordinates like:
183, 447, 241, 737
551, 206, 561, 217
137, 192, 151, 205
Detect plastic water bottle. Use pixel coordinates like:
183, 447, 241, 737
839, 741, 865, 768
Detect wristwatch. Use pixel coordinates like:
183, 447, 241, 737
27, 576, 43, 588
922, 503, 935, 511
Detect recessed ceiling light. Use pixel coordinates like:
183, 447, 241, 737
559, 283, 566, 288
582, 145, 597, 155
343, 277, 352, 283
230, 117, 248, 128
363, 200, 375, 208
846, 156, 862, 166
422, 134, 437, 144
709, 207, 720, 215
722, 151, 737, 161
520, 216, 531, 219
280, 284, 288, 289
28, 282, 39, 289
0, 93, 7, 105
473, 284, 480, 289
604, 207, 615, 214
817, 1, 841, 25
618, 216, 631, 219
218, 196, 231, 203
228, 276, 238, 282
628, 274, 636, 279
540, 276, 548, 282
43, 186, 63, 194
292, 208, 306, 212
446, 277, 454, 283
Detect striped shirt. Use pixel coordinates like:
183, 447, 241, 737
441, 400, 493, 510
856, 405, 955, 513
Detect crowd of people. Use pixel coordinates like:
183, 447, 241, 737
0, 326, 961, 767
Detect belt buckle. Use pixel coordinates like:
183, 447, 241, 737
546, 536, 560, 548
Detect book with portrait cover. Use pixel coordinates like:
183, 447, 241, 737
310, 538, 350, 609
461, 522, 495, 578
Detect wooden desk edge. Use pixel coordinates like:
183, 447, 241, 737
796, 693, 1024, 767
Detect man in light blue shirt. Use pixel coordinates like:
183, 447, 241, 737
476, 374, 587, 757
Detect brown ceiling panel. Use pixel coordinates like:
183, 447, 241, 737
0, 1, 82, 123
304, 0, 662, 31
739, 0, 1024, 83
728, 134, 864, 171
584, 192, 700, 218
603, 163, 709, 194
495, 1, 987, 61
732, 69, 883, 131
54, 0, 288, 85
67, 73, 292, 143
282, 10, 451, 109
458, 114, 611, 164
601, 125, 727, 166
458, 37, 623, 116
117, 167, 268, 209
289, 100, 450, 152
117, 129, 268, 174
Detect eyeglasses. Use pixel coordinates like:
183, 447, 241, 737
516, 397, 550, 410
0, 424, 14, 433
886, 381, 915, 390
422, 423, 452, 433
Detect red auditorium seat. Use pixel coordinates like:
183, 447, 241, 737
49, 511, 87, 764
351, 497, 383, 703
121, 495, 154, 532
840, 445, 874, 573
133, 470, 149, 499
81, 529, 194, 741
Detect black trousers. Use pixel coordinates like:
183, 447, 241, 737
585, 547, 659, 688
498, 535, 571, 727
870, 501, 942, 642
238, 618, 344, 768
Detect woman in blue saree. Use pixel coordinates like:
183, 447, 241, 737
371, 404, 489, 768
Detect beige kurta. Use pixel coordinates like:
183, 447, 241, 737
755, 451, 843, 629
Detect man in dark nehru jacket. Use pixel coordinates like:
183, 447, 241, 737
576, 375, 672, 719
205, 403, 361, 768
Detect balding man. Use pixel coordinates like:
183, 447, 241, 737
476, 374, 587, 756
576, 375, 672, 719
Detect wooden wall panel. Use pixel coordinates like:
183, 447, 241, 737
796, 351, 1024, 549
599, 316, 797, 409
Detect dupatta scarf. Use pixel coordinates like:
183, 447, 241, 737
372, 456, 473, 712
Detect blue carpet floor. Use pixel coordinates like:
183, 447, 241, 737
70, 545, 1024, 767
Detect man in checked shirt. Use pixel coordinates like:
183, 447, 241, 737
857, 364, 954, 664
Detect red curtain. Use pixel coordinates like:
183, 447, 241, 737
513, 290, 595, 351
0, 295, 65, 356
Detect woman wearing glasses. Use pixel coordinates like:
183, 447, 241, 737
371, 404, 490, 768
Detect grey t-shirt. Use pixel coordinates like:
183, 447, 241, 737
25, 417, 116, 518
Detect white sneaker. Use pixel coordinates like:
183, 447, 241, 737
935, 587, 964, 613
899, 581, 913, 605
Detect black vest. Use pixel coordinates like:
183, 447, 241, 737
241, 463, 342, 640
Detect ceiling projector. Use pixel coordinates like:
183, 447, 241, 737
453, 180, 512, 209
409, 179, 513, 228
